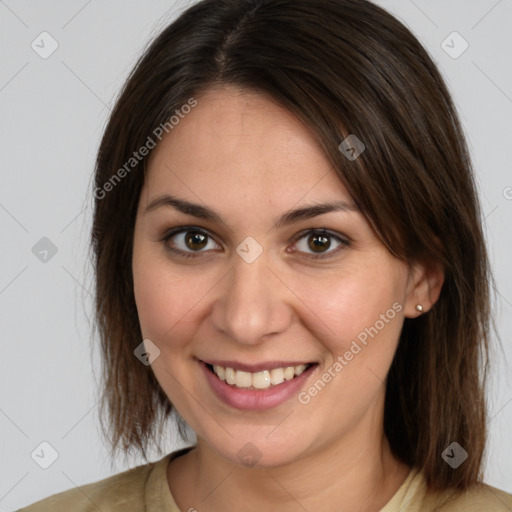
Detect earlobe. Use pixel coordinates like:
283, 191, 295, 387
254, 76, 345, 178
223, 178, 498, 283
404, 260, 445, 318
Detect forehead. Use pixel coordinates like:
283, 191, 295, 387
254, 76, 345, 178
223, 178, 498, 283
144, 86, 353, 210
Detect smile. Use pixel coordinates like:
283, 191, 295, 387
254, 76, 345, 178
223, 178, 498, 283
208, 363, 310, 390
200, 360, 318, 410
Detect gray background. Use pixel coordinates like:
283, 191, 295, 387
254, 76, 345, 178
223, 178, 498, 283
1, 0, 511, 509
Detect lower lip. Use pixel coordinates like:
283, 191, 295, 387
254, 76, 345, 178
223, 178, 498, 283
200, 361, 317, 410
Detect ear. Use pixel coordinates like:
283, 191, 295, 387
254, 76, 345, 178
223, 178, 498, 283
404, 259, 445, 318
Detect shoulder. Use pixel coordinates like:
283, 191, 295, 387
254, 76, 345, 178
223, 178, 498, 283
386, 469, 512, 512
413, 475, 512, 511
433, 483, 512, 511
16, 454, 171, 512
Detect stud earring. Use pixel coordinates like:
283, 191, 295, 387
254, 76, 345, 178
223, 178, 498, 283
415, 304, 424, 312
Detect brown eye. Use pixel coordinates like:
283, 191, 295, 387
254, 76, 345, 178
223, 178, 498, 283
184, 231, 208, 251
162, 227, 220, 258
293, 229, 349, 259
307, 232, 331, 253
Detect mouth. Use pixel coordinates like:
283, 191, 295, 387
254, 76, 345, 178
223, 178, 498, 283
203, 362, 316, 390
200, 359, 318, 410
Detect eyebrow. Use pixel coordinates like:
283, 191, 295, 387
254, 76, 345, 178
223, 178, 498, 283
145, 194, 359, 230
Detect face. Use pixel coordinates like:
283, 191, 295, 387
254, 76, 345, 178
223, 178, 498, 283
132, 86, 419, 468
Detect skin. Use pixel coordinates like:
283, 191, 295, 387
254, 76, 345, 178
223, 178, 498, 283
132, 86, 444, 511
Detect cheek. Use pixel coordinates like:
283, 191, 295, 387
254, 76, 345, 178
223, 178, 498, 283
290, 269, 405, 431
291, 261, 405, 367
133, 246, 198, 346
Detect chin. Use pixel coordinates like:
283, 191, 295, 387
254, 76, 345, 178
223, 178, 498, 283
203, 427, 315, 469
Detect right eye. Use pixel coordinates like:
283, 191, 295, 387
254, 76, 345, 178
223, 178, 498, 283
161, 226, 221, 258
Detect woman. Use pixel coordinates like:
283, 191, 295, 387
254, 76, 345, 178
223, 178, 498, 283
18, 0, 512, 510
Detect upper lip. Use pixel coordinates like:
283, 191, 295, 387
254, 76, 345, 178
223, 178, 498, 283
200, 359, 316, 373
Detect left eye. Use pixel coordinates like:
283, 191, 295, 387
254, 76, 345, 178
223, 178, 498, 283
292, 228, 349, 258
161, 227, 349, 259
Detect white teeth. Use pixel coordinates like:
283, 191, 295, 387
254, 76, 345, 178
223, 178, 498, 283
225, 367, 236, 385
294, 364, 307, 376
283, 367, 295, 380
252, 370, 271, 389
213, 365, 225, 380
269, 367, 284, 385
211, 363, 310, 389
235, 370, 252, 388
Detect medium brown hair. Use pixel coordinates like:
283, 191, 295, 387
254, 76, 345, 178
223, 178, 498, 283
91, 0, 495, 490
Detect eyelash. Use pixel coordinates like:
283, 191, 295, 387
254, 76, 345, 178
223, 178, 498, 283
159, 226, 351, 260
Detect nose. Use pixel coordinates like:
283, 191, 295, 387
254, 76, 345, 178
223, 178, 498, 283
210, 251, 293, 346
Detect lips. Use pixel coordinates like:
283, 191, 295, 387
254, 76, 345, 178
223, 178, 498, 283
199, 359, 318, 410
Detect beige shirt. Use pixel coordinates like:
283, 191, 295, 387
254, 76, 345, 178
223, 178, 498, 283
17, 448, 512, 511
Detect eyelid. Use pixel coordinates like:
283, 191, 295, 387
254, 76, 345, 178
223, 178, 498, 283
290, 227, 351, 244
